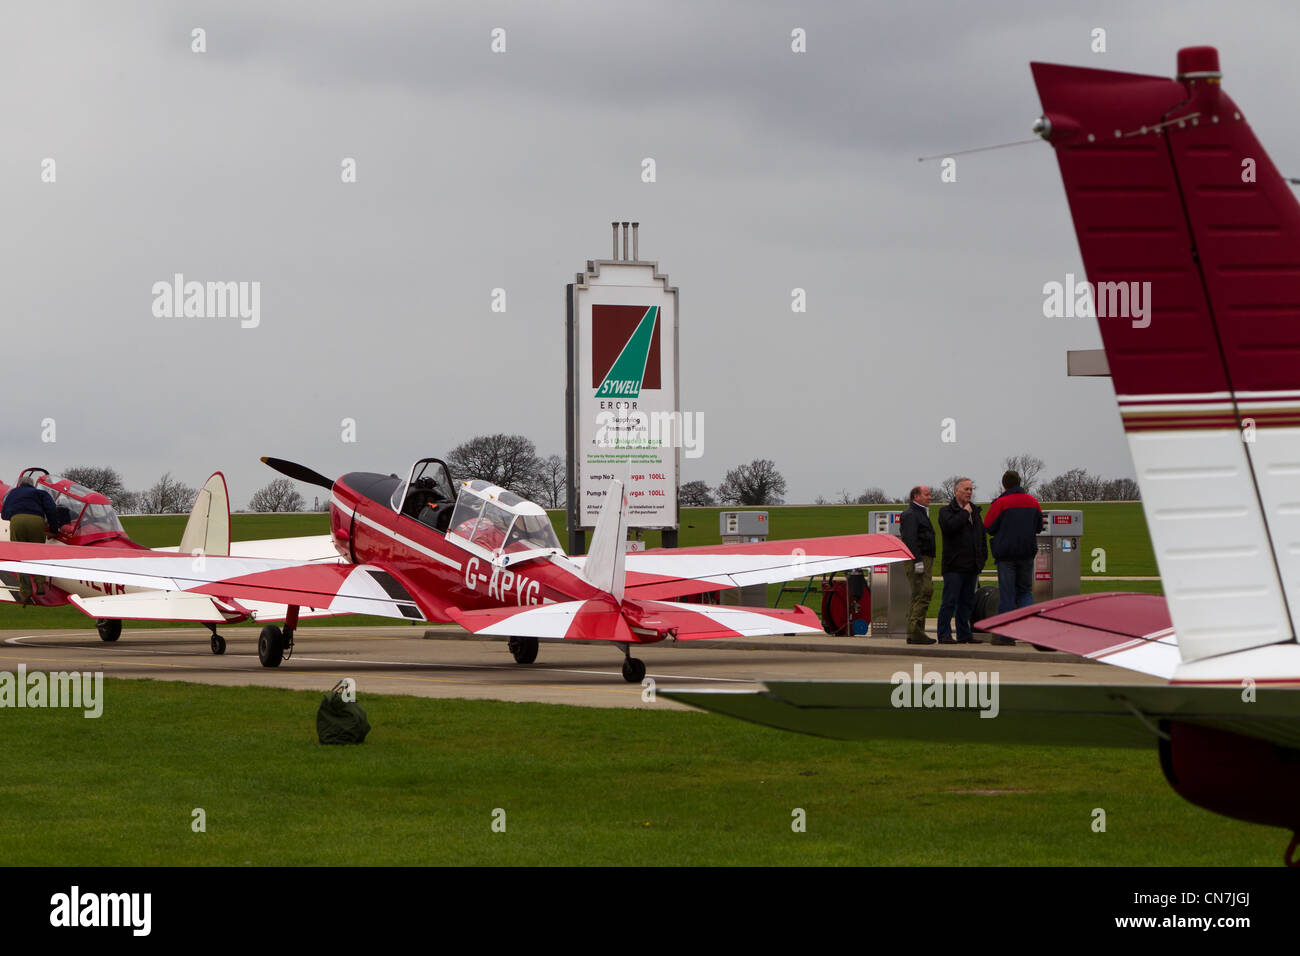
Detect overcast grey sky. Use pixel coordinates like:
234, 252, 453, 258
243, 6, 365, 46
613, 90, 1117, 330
4, 1, 1298, 508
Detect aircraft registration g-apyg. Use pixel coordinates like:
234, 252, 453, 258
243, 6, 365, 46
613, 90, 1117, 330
0, 456, 911, 682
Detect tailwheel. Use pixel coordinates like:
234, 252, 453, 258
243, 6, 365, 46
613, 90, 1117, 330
508, 637, 538, 664
621, 656, 646, 683
96, 619, 122, 643
257, 624, 286, 668
205, 623, 226, 655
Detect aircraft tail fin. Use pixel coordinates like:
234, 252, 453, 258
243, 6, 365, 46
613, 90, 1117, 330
1033, 47, 1300, 666
179, 472, 231, 558
581, 479, 628, 604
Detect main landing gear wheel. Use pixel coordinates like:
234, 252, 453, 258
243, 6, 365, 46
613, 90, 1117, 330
205, 623, 226, 655
96, 619, 122, 643
508, 637, 539, 664
258, 624, 286, 668
622, 657, 646, 683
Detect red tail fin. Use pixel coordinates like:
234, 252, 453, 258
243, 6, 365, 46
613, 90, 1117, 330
1034, 47, 1300, 665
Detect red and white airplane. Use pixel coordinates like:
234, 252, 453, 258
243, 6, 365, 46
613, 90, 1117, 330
665, 46, 1300, 861
0, 467, 339, 653
0, 455, 911, 681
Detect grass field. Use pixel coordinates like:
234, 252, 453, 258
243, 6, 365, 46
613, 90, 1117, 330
0, 679, 1278, 866
0, 503, 1160, 630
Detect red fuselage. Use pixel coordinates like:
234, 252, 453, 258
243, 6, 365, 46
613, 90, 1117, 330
328, 472, 603, 622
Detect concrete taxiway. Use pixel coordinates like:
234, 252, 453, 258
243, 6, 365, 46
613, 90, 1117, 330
0, 623, 1165, 710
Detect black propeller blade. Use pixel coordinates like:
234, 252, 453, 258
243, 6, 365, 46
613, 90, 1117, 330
260, 457, 335, 491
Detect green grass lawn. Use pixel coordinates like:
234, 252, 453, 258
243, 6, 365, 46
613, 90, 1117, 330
0, 680, 1279, 866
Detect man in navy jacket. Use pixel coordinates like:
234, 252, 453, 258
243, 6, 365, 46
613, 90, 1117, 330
983, 470, 1043, 615
1, 474, 59, 602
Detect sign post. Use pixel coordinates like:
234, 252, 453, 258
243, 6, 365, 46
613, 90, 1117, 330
566, 223, 680, 554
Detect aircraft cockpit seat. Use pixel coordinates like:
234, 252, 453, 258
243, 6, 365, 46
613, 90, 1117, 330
418, 501, 454, 534
402, 478, 448, 519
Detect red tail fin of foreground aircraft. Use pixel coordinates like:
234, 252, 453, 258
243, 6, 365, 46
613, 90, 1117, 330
667, 49, 1300, 859
1022, 46, 1300, 680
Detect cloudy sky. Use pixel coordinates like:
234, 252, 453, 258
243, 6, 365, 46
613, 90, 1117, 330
4, 1, 1298, 510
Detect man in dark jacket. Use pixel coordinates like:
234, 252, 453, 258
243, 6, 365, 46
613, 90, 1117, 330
2, 474, 59, 602
898, 485, 935, 645
984, 470, 1043, 615
936, 477, 987, 643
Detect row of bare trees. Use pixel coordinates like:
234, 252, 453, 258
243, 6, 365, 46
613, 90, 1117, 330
55, 448, 1139, 516
59, 467, 303, 514
810, 454, 1140, 504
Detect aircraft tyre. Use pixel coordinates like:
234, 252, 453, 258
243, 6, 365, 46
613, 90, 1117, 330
210, 633, 226, 655
508, 636, 539, 664
622, 657, 646, 683
96, 619, 122, 643
258, 625, 285, 668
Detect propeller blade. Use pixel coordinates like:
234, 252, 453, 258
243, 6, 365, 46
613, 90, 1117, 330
260, 457, 335, 491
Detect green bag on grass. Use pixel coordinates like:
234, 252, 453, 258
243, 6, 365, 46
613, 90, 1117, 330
316, 680, 370, 745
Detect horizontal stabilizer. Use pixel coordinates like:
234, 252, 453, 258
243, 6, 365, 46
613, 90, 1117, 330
975, 593, 1178, 679
448, 598, 635, 642
623, 600, 822, 641
447, 596, 822, 643
572, 534, 912, 601
663, 681, 1300, 750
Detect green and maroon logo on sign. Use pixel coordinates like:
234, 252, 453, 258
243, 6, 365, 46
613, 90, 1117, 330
592, 305, 661, 398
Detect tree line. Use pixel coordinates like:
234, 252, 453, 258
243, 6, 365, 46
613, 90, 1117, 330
49, 448, 1138, 516
806, 454, 1139, 505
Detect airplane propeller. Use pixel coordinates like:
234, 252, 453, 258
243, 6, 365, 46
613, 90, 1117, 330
260, 457, 335, 491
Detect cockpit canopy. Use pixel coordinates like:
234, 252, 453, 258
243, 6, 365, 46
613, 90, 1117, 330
16, 468, 126, 543
445, 479, 562, 563
390, 458, 456, 524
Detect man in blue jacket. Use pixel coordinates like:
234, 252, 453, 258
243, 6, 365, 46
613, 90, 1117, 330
2, 474, 59, 602
983, 470, 1043, 616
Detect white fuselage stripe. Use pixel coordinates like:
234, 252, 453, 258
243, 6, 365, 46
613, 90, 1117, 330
332, 494, 461, 572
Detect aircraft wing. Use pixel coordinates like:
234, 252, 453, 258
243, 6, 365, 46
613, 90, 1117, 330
975, 593, 1179, 680
68, 591, 340, 623
154, 535, 343, 563
569, 534, 913, 600
0, 541, 432, 622
448, 597, 823, 643
661, 681, 1300, 750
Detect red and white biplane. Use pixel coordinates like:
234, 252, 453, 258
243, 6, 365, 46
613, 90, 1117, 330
0, 456, 911, 681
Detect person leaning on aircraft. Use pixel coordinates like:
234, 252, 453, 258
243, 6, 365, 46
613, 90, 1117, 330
898, 485, 936, 645
1, 474, 59, 603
